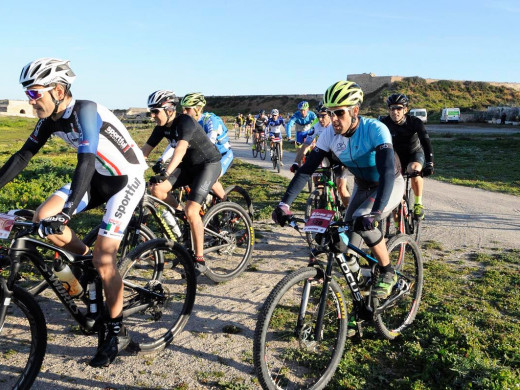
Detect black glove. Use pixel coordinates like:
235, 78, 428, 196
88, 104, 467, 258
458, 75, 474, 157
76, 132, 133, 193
356, 212, 381, 231
38, 212, 70, 238
422, 162, 434, 177
290, 163, 299, 173
149, 174, 168, 184
152, 160, 165, 175
272, 204, 293, 227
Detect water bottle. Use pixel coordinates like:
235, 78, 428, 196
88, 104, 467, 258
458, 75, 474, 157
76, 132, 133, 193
346, 254, 365, 286
162, 209, 182, 238
54, 262, 84, 298
87, 282, 97, 315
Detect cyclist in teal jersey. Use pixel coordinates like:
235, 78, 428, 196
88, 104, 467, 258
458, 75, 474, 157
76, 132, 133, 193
273, 81, 405, 299
285, 101, 318, 144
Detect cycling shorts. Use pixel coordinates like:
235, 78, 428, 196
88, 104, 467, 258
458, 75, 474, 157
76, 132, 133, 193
269, 131, 282, 139
220, 149, 234, 176
397, 149, 425, 171
254, 127, 265, 133
53, 171, 146, 240
168, 161, 221, 205
295, 123, 312, 143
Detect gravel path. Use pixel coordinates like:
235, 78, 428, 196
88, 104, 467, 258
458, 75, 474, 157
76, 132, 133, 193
7, 133, 520, 389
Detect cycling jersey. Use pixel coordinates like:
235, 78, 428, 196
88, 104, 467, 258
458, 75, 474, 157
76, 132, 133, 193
381, 114, 434, 164
285, 110, 318, 139
235, 116, 244, 125
304, 122, 331, 145
246, 116, 254, 125
266, 117, 285, 136
282, 116, 400, 213
254, 114, 269, 132
145, 114, 221, 166
0, 99, 147, 217
199, 112, 231, 154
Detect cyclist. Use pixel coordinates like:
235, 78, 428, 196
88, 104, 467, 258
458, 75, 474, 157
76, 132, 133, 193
245, 113, 254, 136
234, 113, 244, 134
0, 58, 148, 367
381, 93, 434, 219
272, 81, 404, 299
252, 110, 269, 150
285, 101, 318, 145
291, 102, 351, 207
266, 109, 286, 165
141, 90, 222, 275
180, 92, 233, 200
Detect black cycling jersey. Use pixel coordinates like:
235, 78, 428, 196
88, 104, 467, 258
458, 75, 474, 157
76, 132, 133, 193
145, 114, 221, 166
381, 115, 434, 164
254, 114, 268, 131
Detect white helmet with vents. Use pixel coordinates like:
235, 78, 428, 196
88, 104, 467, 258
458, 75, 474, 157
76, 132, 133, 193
147, 90, 178, 108
19, 58, 76, 89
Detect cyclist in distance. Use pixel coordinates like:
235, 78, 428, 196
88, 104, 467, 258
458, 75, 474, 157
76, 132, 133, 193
234, 113, 244, 133
141, 90, 222, 275
265, 108, 286, 165
252, 109, 269, 150
245, 113, 254, 135
381, 93, 434, 219
285, 100, 318, 145
272, 81, 405, 299
0, 58, 148, 367
180, 92, 233, 200
291, 102, 351, 206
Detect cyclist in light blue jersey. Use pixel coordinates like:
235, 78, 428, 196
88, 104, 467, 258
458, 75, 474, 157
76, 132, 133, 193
266, 109, 286, 165
273, 81, 405, 300
180, 93, 233, 200
285, 101, 318, 144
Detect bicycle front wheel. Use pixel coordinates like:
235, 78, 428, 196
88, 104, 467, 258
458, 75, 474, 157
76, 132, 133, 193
254, 267, 348, 390
119, 239, 196, 352
0, 285, 47, 390
224, 185, 254, 220
275, 143, 281, 173
252, 141, 259, 157
374, 234, 423, 340
259, 139, 267, 160
202, 202, 254, 282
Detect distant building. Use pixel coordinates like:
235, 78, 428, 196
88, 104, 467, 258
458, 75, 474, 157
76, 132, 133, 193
0, 100, 36, 118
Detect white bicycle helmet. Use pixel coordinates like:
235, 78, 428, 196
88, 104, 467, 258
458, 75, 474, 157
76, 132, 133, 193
147, 90, 177, 108
271, 109, 279, 116
19, 58, 76, 89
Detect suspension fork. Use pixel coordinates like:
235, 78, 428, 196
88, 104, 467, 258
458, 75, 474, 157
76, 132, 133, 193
313, 254, 335, 341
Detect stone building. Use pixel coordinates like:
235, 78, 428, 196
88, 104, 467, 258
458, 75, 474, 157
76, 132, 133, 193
0, 100, 36, 117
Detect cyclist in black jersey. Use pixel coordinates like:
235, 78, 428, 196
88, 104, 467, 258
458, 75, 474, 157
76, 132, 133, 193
381, 94, 434, 219
0, 58, 147, 367
252, 110, 268, 150
141, 90, 222, 274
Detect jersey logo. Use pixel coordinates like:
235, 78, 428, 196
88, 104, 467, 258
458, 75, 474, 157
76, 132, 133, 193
335, 142, 346, 153
105, 126, 130, 152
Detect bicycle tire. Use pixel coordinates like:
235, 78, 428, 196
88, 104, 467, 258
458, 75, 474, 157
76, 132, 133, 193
259, 139, 267, 160
201, 202, 254, 283
119, 238, 196, 352
275, 143, 281, 173
373, 234, 423, 340
252, 141, 259, 158
253, 267, 348, 390
0, 285, 47, 390
224, 185, 255, 220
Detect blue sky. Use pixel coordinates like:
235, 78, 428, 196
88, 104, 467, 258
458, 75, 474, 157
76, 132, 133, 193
1, 0, 519, 109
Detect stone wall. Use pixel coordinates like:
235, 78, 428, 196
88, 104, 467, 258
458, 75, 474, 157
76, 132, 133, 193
0, 100, 35, 117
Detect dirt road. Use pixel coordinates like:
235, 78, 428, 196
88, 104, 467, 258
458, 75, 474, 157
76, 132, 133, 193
12, 135, 520, 389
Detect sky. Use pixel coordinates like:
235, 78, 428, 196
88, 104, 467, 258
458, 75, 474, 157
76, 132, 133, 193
1, 0, 519, 109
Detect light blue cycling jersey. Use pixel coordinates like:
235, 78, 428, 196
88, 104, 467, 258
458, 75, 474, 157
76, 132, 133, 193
315, 116, 392, 183
285, 110, 318, 138
199, 112, 231, 155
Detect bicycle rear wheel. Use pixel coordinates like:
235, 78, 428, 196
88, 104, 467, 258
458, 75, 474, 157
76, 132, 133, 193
202, 202, 254, 283
0, 285, 47, 389
254, 267, 348, 390
119, 239, 196, 353
373, 234, 423, 340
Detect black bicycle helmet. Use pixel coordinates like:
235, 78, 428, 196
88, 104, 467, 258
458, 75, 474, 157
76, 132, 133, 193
386, 93, 409, 107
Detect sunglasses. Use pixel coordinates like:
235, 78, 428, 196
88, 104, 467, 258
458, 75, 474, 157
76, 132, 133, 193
317, 114, 328, 119
389, 106, 404, 111
24, 86, 55, 101
326, 108, 350, 118
150, 108, 164, 114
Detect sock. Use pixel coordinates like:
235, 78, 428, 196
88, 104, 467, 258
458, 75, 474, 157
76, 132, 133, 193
195, 255, 205, 264
107, 315, 123, 335
414, 195, 422, 205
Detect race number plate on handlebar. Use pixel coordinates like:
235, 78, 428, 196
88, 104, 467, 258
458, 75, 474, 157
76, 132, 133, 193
0, 213, 16, 239
302, 209, 336, 234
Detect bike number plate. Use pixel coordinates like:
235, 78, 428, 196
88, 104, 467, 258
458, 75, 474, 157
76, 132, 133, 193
303, 209, 336, 233
0, 214, 16, 239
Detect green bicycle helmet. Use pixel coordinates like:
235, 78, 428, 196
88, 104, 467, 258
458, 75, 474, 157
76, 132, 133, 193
180, 92, 206, 108
297, 101, 309, 110
323, 81, 364, 108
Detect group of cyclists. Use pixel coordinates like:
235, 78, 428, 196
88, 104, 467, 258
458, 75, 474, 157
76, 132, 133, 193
0, 57, 434, 371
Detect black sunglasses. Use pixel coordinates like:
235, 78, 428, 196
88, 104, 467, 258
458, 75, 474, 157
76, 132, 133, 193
150, 108, 163, 114
389, 106, 404, 111
318, 114, 328, 119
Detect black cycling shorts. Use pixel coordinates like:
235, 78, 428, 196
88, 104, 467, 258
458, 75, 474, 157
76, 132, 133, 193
167, 161, 221, 205
398, 149, 425, 171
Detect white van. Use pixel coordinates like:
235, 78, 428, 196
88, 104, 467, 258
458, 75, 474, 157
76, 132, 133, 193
409, 108, 427, 123
440, 108, 461, 123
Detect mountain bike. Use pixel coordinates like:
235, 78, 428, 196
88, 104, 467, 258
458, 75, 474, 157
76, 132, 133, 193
304, 166, 346, 246
0, 213, 196, 390
244, 125, 252, 144
252, 132, 267, 161
383, 171, 423, 243
234, 123, 241, 139
270, 136, 282, 173
253, 211, 423, 389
